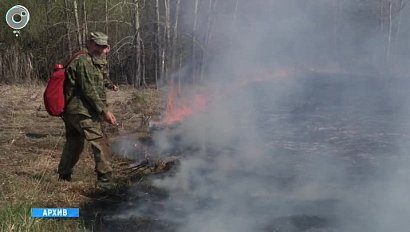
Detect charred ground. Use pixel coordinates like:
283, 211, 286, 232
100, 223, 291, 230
75, 72, 410, 232
1, 72, 410, 232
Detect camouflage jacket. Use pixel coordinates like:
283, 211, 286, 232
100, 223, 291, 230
64, 52, 112, 118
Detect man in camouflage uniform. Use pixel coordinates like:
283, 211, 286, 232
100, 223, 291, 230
58, 32, 117, 182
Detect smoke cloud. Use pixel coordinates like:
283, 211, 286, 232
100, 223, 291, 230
114, 1, 410, 231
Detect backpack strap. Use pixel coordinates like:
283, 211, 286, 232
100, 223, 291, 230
65, 51, 89, 68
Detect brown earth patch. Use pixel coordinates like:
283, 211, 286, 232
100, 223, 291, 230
0, 84, 163, 231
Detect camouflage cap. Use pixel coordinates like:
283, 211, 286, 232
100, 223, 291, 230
89, 32, 108, 46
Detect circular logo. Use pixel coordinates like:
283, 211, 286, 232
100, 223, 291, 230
6, 5, 30, 30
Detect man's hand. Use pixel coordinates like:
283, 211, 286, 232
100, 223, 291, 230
112, 85, 119, 92
104, 111, 117, 125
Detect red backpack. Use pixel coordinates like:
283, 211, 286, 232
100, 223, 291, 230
43, 51, 87, 116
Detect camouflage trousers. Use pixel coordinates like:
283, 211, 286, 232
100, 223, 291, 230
58, 114, 112, 175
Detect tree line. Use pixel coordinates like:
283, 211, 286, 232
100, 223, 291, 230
1, 0, 410, 85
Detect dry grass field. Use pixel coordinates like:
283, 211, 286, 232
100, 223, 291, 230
0, 84, 163, 231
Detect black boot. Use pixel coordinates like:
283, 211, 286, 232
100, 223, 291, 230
58, 173, 72, 181
97, 172, 112, 182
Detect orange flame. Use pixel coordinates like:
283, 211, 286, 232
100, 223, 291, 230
157, 68, 290, 126
162, 85, 208, 125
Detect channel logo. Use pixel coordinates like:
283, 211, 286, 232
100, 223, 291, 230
6, 5, 30, 30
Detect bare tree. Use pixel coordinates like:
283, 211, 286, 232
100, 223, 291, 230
395, 0, 404, 36
164, 0, 172, 81
191, 0, 199, 83
105, 0, 109, 34
131, 0, 142, 87
64, 0, 73, 56
155, 0, 161, 88
141, 38, 147, 87
377, 0, 404, 67
73, 0, 82, 49
82, 0, 88, 45
200, 0, 218, 81
171, 0, 181, 76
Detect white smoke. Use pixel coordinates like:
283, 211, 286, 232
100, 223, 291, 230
117, 1, 410, 231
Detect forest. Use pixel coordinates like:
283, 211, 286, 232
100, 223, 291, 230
1, 0, 410, 87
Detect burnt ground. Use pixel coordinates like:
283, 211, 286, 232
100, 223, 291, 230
77, 73, 410, 232
3, 73, 409, 232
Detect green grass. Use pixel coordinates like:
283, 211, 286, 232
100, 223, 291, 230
0, 202, 88, 232
0, 175, 134, 232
